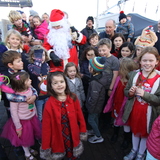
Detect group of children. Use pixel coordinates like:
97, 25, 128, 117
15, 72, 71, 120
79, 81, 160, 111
0, 8, 159, 160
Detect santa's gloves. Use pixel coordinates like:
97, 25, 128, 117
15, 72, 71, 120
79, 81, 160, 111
70, 26, 80, 41
50, 51, 62, 66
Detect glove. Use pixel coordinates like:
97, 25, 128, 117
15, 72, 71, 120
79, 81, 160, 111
70, 26, 79, 41
50, 51, 62, 66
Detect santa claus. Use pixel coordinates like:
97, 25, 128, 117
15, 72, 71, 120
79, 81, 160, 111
43, 9, 86, 69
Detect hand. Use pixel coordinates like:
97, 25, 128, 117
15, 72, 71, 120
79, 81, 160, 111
70, 26, 79, 41
26, 95, 36, 104
129, 86, 137, 96
50, 52, 62, 66
135, 87, 145, 97
16, 130, 22, 138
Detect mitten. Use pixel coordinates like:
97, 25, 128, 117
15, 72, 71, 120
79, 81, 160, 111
70, 26, 80, 41
50, 51, 62, 66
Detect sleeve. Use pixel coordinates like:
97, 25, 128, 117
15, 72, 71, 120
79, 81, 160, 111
5, 93, 26, 102
75, 33, 87, 44
116, 25, 120, 32
10, 102, 22, 131
111, 56, 120, 71
79, 79, 85, 102
43, 37, 52, 50
31, 87, 38, 97
128, 23, 134, 38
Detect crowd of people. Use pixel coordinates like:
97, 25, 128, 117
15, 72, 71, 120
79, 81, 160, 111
0, 8, 160, 160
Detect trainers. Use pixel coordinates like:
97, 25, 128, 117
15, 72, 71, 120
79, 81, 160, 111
88, 135, 104, 143
135, 152, 145, 160
123, 149, 137, 160
87, 130, 95, 136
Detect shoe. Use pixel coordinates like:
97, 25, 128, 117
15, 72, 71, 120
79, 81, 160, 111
135, 152, 145, 160
25, 154, 37, 160
123, 149, 137, 160
87, 130, 95, 136
88, 135, 104, 143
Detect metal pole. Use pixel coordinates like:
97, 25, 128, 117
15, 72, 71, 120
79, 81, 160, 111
96, 0, 99, 32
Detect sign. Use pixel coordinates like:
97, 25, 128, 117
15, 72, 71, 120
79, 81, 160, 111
0, 0, 33, 7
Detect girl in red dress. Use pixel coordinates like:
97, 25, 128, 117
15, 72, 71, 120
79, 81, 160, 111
123, 47, 160, 160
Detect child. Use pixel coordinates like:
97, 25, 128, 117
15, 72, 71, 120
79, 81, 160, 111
86, 56, 106, 143
32, 15, 48, 41
103, 58, 138, 148
64, 62, 85, 107
146, 115, 160, 160
116, 11, 134, 42
28, 45, 50, 121
89, 33, 100, 48
1, 72, 41, 160
42, 13, 49, 24
123, 47, 160, 160
80, 46, 99, 96
111, 33, 126, 57
118, 42, 135, 60
40, 69, 87, 160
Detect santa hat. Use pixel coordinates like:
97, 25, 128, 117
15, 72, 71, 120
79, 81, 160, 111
119, 11, 127, 21
49, 9, 65, 26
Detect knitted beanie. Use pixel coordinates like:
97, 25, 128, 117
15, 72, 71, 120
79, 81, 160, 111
89, 57, 106, 72
86, 16, 94, 24
119, 11, 127, 21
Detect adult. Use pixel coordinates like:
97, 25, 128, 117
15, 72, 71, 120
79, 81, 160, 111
42, 13, 49, 24
154, 19, 160, 55
99, 19, 116, 40
79, 16, 97, 58
43, 9, 86, 69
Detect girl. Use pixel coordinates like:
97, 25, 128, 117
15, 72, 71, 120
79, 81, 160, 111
118, 42, 135, 60
32, 15, 48, 41
1, 72, 41, 160
123, 47, 160, 160
64, 62, 85, 107
28, 45, 50, 121
103, 58, 138, 148
111, 33, 126, 57
40, 69, 87, 160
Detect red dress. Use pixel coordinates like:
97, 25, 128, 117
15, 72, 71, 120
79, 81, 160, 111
129, 74, 159, 137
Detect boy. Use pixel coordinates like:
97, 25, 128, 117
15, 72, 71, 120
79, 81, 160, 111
116, 11, 134, 42
89, 33, 100, 48
86, 56, 106, 143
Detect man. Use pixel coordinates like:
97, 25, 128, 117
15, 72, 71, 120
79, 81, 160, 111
79, 16, 97, 58
154, 19, 160, 55
99, 19, 116, 40
43, 9, 86, 69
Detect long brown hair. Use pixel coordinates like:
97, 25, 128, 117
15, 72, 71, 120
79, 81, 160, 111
47, 71, 77, 101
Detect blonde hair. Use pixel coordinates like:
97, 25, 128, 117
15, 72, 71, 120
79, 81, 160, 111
4, 29, 23, 49
28, 45, 49, 63
97, 38, 112, 49
8, 10, 22, 23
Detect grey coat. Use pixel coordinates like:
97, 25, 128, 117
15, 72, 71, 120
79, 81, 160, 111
123, 70, 160, 133
66, 77, 85, 107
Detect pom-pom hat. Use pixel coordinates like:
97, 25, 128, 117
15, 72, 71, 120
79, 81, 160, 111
119, 11, 127, 21
49, 9, 65, 26
89, 57, 106, 72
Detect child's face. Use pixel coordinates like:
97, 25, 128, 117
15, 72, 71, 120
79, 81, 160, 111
86, 50, 95, 60
67, 66, 76, 79
8, 34, 21, 49
33, 18, 41, 27
113, 37, 123, 49
42, 14, 49, 23
136, 47, 143, 57
13, 19, 22, 28
140, 53, 158, 73
9, 57, 23, 72
51, 75, 66, 95
121, 46, 132, 58
89, 36, 99, 47
120, 18, 127, 24
25, 78, 32, 89
98, 45, 111, 57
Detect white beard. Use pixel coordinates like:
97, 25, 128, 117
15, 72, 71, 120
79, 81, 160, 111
47, 22, 72, 60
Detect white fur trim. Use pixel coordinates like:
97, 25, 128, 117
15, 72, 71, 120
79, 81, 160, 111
80, 132, 88, 141
76, 32, 83, 43
73, 141, 84, 157
50, 18, 64, 27
47, 49, 54, 60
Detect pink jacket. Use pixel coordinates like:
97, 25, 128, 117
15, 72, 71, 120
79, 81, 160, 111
34, 20, 48, 40
147, 115, 160, 159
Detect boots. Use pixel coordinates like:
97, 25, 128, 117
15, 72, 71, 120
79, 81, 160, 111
110, 126, 120, 143
121, 132, 131, 149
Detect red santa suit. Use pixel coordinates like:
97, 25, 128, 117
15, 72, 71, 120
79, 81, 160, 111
43, 9, 86, 69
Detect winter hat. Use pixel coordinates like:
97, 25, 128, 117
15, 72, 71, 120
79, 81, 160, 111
89, 57, 106, 72
30, 10, 38, 16
49, 9, 65, 26
119, 11, 127, 21
86, 16, 94, 24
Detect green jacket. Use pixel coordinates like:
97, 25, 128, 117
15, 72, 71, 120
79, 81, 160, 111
123, 70, 160, 133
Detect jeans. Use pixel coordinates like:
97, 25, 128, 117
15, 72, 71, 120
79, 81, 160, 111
88, 113, 101, 137
146, 150, 158, 160
35, 98, 48, 121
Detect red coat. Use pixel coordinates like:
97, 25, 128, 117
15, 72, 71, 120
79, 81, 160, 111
43, 33, 86, 68
41, 95, 87, 155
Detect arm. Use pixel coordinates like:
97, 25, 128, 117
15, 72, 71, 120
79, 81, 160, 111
79, 79, 85, 102
128, 23, 134, 39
